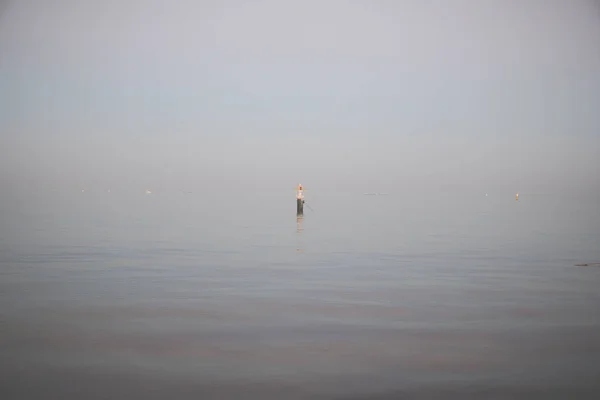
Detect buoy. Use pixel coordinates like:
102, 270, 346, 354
516, 192, 519, 201
296, 184, 304, 215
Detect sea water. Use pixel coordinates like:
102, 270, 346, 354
1, 190, 599, 399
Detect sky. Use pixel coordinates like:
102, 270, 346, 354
1, 0, 599, 195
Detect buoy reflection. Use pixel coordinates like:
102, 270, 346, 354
296, 215, 304, 252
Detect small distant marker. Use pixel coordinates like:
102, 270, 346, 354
296, 184, 304, 215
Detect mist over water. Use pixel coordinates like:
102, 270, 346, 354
2, 191, 600, 399
2, 0, 600, 196
2, 0, 600, 398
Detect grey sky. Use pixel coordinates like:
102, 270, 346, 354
1, 0, 599, 194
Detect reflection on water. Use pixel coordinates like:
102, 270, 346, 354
296, 215, 304, 252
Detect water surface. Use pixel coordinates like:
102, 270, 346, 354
2, 190, 600, 399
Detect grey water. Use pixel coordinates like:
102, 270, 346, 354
2, 190, 600, 399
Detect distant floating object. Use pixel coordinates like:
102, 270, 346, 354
146, 190, 152, 195
516, 192, 519, 201
363, 193, 376, 196
81, 189, 85, 193
296, 183, 304, 215
485, 193, 488, 197
575, 263, 600, 267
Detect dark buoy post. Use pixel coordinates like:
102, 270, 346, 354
296, 184, 305, 215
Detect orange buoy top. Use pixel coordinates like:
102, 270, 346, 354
296, 184, 304, 200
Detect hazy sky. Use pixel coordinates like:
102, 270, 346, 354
1, 0, 599, 194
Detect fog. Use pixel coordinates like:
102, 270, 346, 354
1, 0, 599, 195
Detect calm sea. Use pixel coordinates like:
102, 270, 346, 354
2, 190, 600, 399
